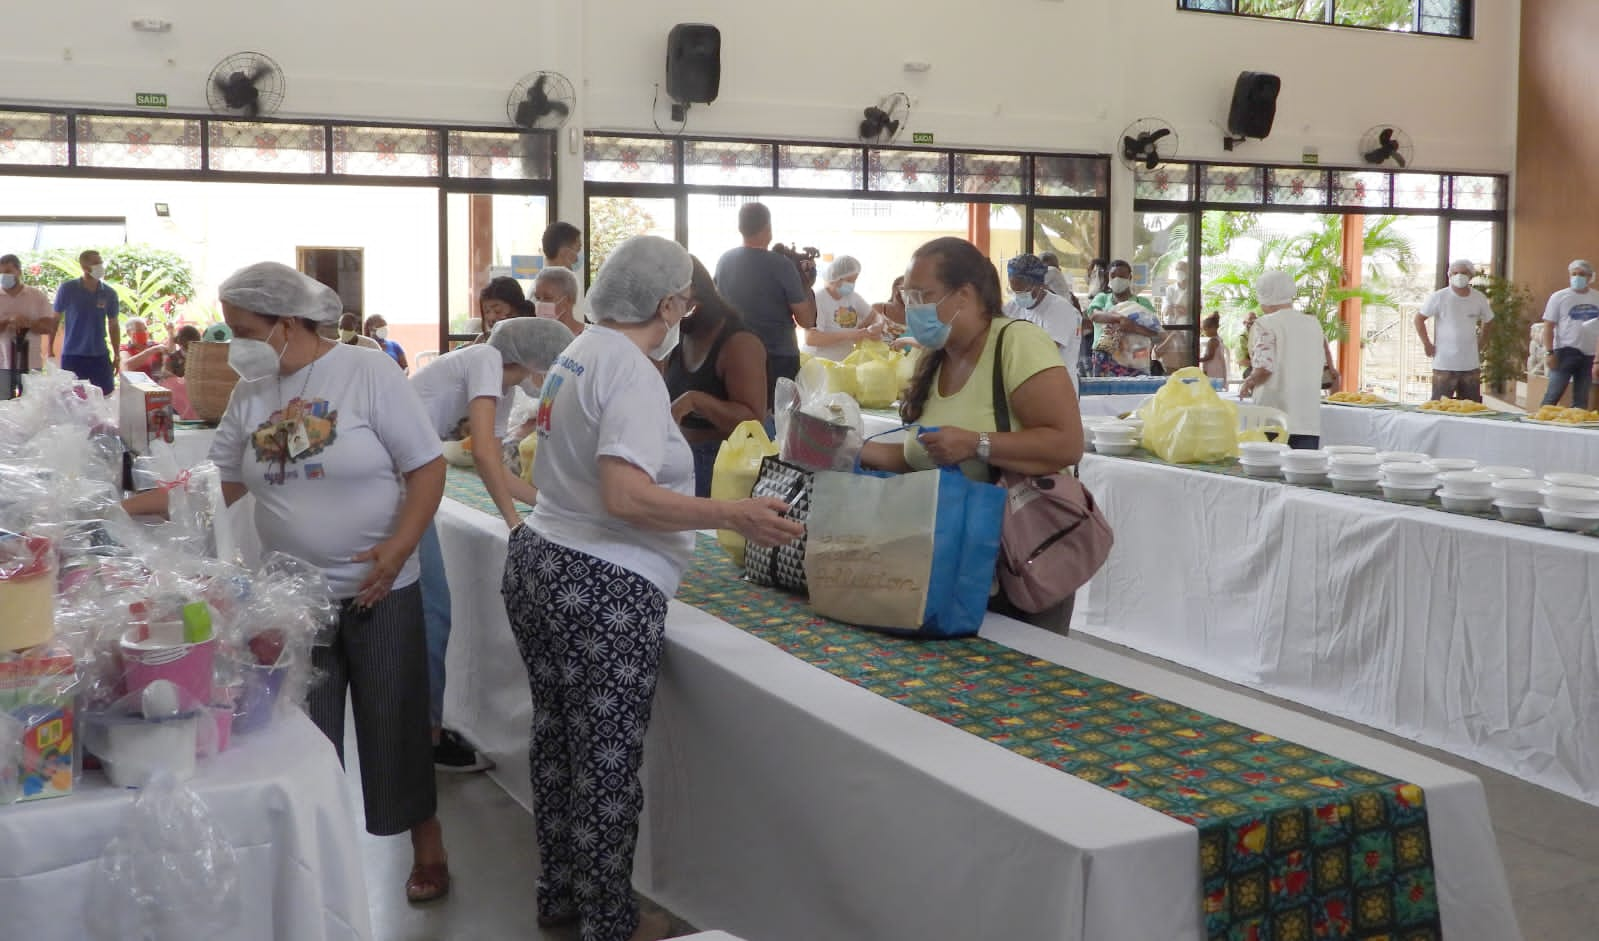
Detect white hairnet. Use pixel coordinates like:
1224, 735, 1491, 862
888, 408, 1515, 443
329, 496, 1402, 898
1448, 259, 1476, 274
1571, 259, 1595, 276
826, 255, 861, 282
219, 261, 339, 322
488, 317, 575, 369
534, 265, 580, 301
587, 236, 692, 325
1255, 270, 1299, 307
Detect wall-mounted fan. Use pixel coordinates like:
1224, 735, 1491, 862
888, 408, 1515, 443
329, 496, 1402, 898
1120, 118, 1179, 171
859, 93, 910, 144
508, 72, 576, 131
1360, 126, 1413, 169
206, 52, 285, 118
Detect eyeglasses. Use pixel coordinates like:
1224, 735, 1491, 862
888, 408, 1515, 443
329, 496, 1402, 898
899, 287, 950, 308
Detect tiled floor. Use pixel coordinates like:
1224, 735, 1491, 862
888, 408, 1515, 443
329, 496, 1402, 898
352, 631, 1599, 940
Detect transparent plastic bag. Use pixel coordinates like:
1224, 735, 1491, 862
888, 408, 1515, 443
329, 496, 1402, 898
85, 772, 241, 941
775, 360, 864, 472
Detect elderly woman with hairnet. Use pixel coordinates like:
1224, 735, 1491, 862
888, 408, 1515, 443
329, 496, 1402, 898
407, 317, 575, 774
500, 235, 803, 941
121, 262, 452, 902
803, 254, 890, 361
1238, 269, 1339, 449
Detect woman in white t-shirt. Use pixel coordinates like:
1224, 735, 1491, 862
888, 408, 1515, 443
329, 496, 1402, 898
501, 236, 803, 941
122, 262, 452, 904
1239, 270, 1339, 449
408, 317, 574, 773
803, 255, 888, 361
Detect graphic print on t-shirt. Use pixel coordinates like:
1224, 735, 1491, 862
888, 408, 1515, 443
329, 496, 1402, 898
535, 374, 564, 434
249, 397, 338, 485
836, 306, 859, 328
1570, 302, 1599, 323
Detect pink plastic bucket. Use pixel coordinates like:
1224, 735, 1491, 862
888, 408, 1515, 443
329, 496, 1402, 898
120, 631, 216, 705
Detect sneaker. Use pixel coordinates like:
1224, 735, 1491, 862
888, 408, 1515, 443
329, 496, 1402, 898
433, 729, 494, 773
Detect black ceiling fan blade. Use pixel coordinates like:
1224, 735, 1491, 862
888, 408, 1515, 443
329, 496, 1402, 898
1392, 151, 1408, 169
1146, 127, 1173, 144
1144, 150, 1161, 171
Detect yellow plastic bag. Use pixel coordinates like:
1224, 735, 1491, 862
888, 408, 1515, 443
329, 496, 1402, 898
856, 358, 898, 408
1137, 367, 1239, 464
518, 433, 539, 485
895, 348, 920, 397
819, 359, 859, 400
712, 421, 779, 566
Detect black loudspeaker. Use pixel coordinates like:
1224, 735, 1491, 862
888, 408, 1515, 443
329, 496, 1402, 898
666, 24, 721, 105
1227, 71, 1281, 140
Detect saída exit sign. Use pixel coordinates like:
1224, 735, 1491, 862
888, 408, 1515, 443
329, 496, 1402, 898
911, 132, 935, 145
135, 92, 169, 109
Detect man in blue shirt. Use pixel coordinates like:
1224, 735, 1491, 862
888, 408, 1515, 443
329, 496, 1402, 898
714, 203, 816, 412
54, 249, 119, 394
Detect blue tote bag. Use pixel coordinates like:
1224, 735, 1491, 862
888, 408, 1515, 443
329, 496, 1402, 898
803, 464, 1004, 639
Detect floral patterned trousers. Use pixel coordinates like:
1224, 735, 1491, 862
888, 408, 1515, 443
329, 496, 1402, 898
501, 527, 669, 941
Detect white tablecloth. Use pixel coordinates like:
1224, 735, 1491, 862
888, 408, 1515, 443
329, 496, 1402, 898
1080, 454, 1599, 806
0, 713, 372, 941
1319, 404, 1599, 474
434, 500, 1520, 941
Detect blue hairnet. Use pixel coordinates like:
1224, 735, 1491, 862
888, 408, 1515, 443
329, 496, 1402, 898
587, 236, 692, 325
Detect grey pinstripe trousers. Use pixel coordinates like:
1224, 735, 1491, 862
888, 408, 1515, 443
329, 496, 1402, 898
307, 582, 438, 837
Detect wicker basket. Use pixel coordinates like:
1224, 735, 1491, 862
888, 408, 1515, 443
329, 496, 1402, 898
186, 341, 239, 424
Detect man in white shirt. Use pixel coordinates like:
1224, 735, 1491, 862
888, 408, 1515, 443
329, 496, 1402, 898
1238, 270, 1338, 449
1540, 259, 1599, 408
1005, 254, 1082, 387
0, 253, 55, 399
1415, 259, 1494, 402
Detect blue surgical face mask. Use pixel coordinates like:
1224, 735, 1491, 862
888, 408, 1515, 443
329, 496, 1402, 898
569, 252, 584, 272
1573, 275, 1591, 292
837, 281, 855, 297
1013, 290, 1036, 309
906, 297, 956, 350
0, 274, 16, 290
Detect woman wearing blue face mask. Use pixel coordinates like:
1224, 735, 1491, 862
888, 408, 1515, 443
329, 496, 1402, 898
860, 237, 1084, 632
1005, 253, 1083, 387
803, 254, 888, 361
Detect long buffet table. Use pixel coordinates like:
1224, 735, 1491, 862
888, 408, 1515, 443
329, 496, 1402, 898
1080, 452, 1599, 807
433, 476, 1520, 941
1320, 404, 1599, 475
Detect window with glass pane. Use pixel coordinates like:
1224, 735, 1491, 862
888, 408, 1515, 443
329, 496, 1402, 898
955, 153, 1024, 196
778, 144, 863, 190
1203, 165, 1264, 204
1449, 175, 1503, 212
1333, 170, 1392, 209
331, 126, 440, 177
75, 115, 202, 170
1177, 0, 1472, 38
584, 135, 676, 184
447, 130, 553, 181
1135, 163, 1194, 202
208, 122, 327, 174
1267, 168, 1329, 207
1033, 209, 1103, 286
1034, 156, 1108, 198
1417, 0, 1467, 35
683, 139, 774, 187
0, 111, 68, 167
867, 150, 950, 194
1393, 173, 1443, 209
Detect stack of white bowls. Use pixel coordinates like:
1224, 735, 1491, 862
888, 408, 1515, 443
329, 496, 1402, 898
1279, 449, 1330, 485
1327, 452, 1383, 492
1492, 478, 1548, 523
1437, 471, 1495, 513
1082, 416, 1115, 453
1430, 457, 1479, 474
1376, 450, 1431, 465
1379, 461, 1440, 502
1478, 465, 1536, 481
1238, 442, 1291, 478
1541, 473, 1599, 531
1324, 445, 1378, 458
1092, 422, 1139, 457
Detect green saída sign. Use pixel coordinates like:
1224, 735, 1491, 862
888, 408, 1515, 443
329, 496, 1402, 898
134, 93, 169, 109
911, 132, 935, 145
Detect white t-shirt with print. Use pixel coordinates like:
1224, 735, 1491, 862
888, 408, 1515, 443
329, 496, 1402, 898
1420, 287, 1494, 372
1543, 288, 1599, 356
804, 289, 876, 361
410, 343, 513, 441
209, 343, 442, 598
1004, 292, 1082, 389
527, 325, 696, 595
1249, 308, 1326, 437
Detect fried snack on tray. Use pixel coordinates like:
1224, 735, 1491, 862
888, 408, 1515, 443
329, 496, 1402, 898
1531, 404, 1599, 424
1328, 391, 1389, 406
1419, 399, 1492, 414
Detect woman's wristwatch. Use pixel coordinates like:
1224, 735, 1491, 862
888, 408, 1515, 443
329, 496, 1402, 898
977, 433, 992, 461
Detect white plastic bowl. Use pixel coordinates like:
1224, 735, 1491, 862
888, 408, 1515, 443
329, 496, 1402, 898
1279, 448, 1330, 468
1429, 458, 1479, 474
1541, 506, 1599, 532
1239, 441, 1291, 459
1324, 445, 1378, 457
1479, 465, 1536, 480
1328, 453, 1382, 470
1545, 472, 1599, 491
1438, 491, 1495, 513
1492, 478, 1549, 507
1095, 441, 1137, 457
1379, 461, 1440, 485
1239, 460, 1283, 478
1438, 471, 1495, 497
1494, 500, 1545, 524
1543, 486, 1599, 514
1381, 482, 1437, 503
1376, 451, 1431, 465
1283, 469, 1328, 486
1328, 474, 1381, 493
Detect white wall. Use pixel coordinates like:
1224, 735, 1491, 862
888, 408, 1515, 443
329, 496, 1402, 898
6, 0, 1520, 253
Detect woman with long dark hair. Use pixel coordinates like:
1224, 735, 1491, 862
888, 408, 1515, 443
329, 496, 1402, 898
664, 256, 769, 496
859, 237, 1084, 632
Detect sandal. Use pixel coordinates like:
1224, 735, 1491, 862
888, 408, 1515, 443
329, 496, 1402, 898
405, 861, 451, 904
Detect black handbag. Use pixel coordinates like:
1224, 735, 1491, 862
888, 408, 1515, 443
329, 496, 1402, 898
742, 455, 813, 594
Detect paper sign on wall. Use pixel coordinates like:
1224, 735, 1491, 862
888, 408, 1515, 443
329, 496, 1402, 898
511, 255, 544, 278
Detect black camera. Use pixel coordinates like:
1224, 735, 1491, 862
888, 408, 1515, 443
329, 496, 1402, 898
772, 242, 820, 286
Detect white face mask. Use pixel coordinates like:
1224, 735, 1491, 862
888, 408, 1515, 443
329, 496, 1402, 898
89, 264, 106, 280
374, 326, 389, 341
650, 322, 681, 362
1450, 273, 1472, 290
1108, 277, 1132, 294
534, 301, 560, 320
227, 323, 284, 382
